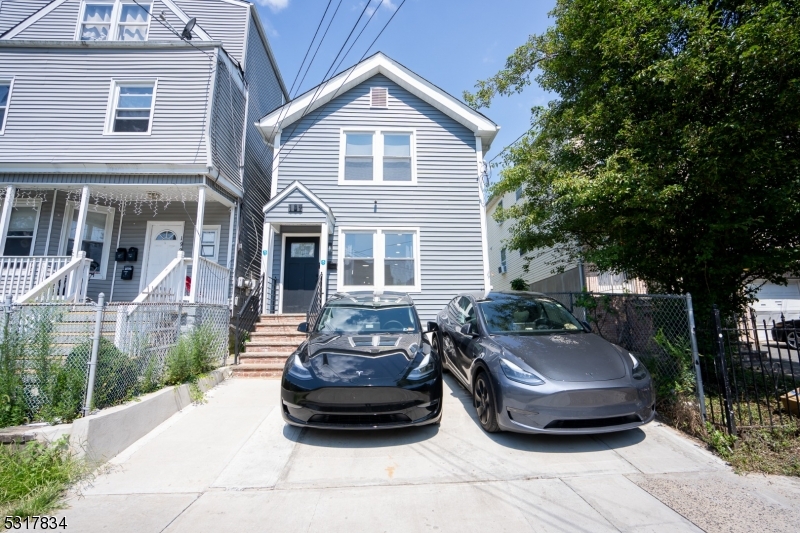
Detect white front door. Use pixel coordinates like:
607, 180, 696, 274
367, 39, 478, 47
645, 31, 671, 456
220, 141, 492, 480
142, 222, 184, 290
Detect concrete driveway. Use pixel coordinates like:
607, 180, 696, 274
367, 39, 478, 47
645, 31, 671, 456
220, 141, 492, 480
59, 376, 800, 533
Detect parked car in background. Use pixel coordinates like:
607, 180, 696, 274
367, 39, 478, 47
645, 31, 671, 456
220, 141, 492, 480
281, 292, 442, 429
772, 318, 800, 349
432, 291, 655, 434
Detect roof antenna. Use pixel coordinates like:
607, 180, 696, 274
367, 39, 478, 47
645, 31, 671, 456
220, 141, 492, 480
181, 17, 196, 40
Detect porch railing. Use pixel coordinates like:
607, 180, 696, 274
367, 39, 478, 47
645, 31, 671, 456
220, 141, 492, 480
130, 251, 191, 309
193, 257, 230, 305
305, 272, 324, 331
234, 274, 270, 365
16, 252, 92, 304
0, 256, 72, 300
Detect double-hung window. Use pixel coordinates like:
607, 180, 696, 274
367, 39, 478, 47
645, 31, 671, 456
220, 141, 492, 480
60, 204, 115, 279
107, 80, 156, 134
340, 228, 420, 292
0, 80, 12, 134
3, 201, 41, 256
79, 1, 151, 41
340, 130, 416, 184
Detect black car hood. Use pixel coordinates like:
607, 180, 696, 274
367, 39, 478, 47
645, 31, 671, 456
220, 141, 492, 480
492, 332, 627, 382
305, 332, 421, 383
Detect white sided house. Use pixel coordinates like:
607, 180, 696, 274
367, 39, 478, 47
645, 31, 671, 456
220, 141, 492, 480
256, 53, 499, 321
0, 0, 287, 308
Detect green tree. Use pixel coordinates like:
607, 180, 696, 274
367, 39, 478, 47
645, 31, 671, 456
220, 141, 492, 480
467, 0, 800, 315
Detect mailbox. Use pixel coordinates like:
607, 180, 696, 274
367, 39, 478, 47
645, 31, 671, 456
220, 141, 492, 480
115, 248, 127, 262
121, 266, 134, 280
126, 247, 138, 262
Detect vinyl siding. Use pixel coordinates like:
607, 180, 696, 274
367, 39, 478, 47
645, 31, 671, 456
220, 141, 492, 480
0, 46, 215, 166
0, 0, 51, 36
209, 55, 245, 189
13, 0, 79, 39
147, 0, 187, 41
238, 13, 283, 282
264, 188, 327, 225
277, 75, 484, 321
172, 0, 246, 64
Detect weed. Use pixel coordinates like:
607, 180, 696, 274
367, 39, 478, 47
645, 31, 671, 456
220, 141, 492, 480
0, 318, 28, 428
67, 339, 138, 411
163, 326, 219, 386
0, 437, 88, 517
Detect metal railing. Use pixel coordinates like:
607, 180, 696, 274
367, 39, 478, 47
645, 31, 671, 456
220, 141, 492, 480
234, 274, 265, 365
305, 272, 324, 331
17, 252, 92, 303
0, 255, 71, 300
262, 274, 278, 315
193, 257, 230, 305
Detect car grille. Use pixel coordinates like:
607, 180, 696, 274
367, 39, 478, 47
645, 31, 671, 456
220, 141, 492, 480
544, 414, 641, 429
306, 387, 420, 405
308, 414, 412, 425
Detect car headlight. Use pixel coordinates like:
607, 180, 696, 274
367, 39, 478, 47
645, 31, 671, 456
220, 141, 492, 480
500, 357, 544, 386
287, 353, 312, 380
629, 353, 648, 380
408, 351, 435, 379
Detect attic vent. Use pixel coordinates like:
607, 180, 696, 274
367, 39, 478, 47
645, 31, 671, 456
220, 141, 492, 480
370, 87, 388, 108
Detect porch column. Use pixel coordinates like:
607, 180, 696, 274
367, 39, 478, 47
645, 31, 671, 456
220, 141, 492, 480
0, 185, 16, 255
319, 222, 329, 304
262, 223, 274, 314
189, 186, 206, 303
72, 186, 90, 259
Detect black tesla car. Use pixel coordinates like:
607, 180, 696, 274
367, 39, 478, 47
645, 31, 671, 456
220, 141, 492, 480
281, 291, 443, 429
432, 291, 655, 434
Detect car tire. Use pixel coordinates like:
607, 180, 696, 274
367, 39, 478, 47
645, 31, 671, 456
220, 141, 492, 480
431, 331, 448, 373
787, 331, 798, 349
473, 371, 500, 433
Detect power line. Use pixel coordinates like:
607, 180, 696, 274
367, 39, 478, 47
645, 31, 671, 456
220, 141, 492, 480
488, 128, 532, 163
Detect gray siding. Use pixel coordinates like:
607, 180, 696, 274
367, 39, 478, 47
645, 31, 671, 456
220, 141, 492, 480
0, 46, 215, 166
147, 0, 188, 41
209, 55, 245, 189
264, 188, 327, 225
0, 0, 51, 36
173, 0, 246, 64
238, 14, 283, 283
279, 75, 484, 321
14, 0, 78, 39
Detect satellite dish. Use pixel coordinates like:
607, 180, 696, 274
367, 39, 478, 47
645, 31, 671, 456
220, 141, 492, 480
181, 17, 196, 40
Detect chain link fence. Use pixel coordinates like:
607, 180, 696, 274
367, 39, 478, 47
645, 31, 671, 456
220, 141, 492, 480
0, 299, 230, 428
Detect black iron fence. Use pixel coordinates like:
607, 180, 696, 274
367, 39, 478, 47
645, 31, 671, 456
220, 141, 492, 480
696, 308, 800, 435
306, 272, 324, 332
233, 275, 278, 364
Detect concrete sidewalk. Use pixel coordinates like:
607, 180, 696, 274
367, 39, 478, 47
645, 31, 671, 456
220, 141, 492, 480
59, 376, 800, 533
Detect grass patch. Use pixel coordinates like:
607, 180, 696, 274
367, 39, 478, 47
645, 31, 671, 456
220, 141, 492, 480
0, 438, 88, 517
704, 422, 800, 477
163, 326, 221, 403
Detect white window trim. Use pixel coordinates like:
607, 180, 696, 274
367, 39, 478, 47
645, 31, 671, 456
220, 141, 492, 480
74, 0, 153, 42
4, 198, 42, 256
58, 202, 116, 280
0, 77, 14, 136
200, 225, 221, 263
337, 226, 421, 293
338, 128, 417, 185
103, 78, 158, 136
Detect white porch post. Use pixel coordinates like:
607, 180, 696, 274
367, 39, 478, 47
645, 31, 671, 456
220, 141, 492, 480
189, 186, 206, 303
73, 186, 90, 259
319, 222, 328, 304
262, 222, 274, 314
0, 185, 16, 255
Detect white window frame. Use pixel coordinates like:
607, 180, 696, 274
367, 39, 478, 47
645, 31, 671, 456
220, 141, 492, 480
0, 77, 14, 136
104, 79, 157, 135
200, 225, 221, 263
75, 0, 152, 42
3, 198, 42, 256
338, 128, 417, 185
58, 202, 116, 280
500, 248, 507, 272
337, 226, 421, 293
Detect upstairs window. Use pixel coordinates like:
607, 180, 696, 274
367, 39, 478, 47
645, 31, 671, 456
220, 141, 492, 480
0, 80, 12, 134
344, 133, 374, 181
515, 186, 523, 201
107, 80, 156, 134
340, 130, 416, 184
383, 134, 411, 181
78, 1, 150, 42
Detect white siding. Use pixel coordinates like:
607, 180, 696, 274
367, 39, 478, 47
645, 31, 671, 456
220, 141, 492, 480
172, 0, 246, 64
0, 0, 51, 35
13, 0, 79, 39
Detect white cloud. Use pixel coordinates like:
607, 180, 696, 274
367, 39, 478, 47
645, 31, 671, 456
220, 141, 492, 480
255, 0, 289, 12
363, 0, 397, 16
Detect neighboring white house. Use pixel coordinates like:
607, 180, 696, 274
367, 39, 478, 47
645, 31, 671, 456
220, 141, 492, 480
0, 0, 287, 307
485, 189, 646, 294
255, 53, 500, 321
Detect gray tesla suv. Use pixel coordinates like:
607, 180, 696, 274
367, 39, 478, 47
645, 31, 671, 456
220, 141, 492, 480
432, 291, 655, 434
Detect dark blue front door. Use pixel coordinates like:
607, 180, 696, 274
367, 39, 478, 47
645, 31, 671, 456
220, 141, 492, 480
283, 237, 320, 313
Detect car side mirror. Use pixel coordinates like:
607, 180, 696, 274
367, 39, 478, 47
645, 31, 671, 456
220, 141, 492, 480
426, 321, 439, 333
460, 322, 479, 337
581, 320, 592, 333
297, 322, 308, 333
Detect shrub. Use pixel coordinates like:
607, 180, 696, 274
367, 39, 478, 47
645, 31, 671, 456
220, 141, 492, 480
0, 320, 27, 428
510, 278, 528, 291
67, 339, 138, 410
163, 326, 220, 386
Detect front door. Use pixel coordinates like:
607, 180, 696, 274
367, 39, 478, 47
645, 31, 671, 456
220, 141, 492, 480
142, 222, 184, 289
283, 236, 320, 313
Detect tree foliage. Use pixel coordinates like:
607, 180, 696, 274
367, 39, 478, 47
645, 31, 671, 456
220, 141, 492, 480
466, 0, 800, 315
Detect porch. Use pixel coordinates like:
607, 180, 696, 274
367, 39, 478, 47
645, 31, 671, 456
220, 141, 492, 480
0, 183, 235, 306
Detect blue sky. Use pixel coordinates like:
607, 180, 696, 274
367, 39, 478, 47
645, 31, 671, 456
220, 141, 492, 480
254, 0, 556, 176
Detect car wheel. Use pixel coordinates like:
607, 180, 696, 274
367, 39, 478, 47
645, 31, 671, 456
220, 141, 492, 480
431, 331, 448, 373
473, 371, 500, 433
787, 331, 798, 349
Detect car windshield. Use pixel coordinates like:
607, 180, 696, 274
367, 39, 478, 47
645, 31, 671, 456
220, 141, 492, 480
315, 306, 418, 334
478, 296, 584, 335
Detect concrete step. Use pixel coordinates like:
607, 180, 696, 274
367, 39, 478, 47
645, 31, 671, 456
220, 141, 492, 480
248, 332, 307, 343
231, 363, 284, 379
252, 324, 305, 334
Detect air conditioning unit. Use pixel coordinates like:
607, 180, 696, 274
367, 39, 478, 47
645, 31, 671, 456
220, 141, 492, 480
498, 265, 507, 274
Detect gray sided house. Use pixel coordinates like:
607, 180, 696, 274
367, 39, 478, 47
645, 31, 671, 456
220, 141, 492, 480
256, 53, 499, 321
0, 0, 287, 307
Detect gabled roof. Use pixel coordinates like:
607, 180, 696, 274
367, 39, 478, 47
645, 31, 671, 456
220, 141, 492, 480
262, 180, 334, 227
257, 52, 500, 150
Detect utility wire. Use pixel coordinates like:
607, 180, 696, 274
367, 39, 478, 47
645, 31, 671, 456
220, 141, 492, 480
488, 129, 532, 163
